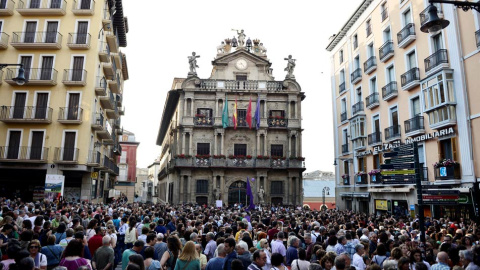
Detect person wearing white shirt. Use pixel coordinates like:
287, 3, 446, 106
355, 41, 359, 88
352, 244, 366, 270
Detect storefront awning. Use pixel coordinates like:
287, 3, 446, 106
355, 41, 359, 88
368, 187, 413, 193
340, 192, 370, 198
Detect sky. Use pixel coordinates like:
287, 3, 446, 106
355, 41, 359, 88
120, 0, 360, 172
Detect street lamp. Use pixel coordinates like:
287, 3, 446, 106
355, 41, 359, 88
420, 5, 450, 33
0, 64, 28, 85
322, 186, 330, 211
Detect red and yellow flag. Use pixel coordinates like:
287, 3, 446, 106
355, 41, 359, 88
233, 97, 238, 129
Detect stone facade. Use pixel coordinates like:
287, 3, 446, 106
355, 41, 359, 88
156, 36, 306, 206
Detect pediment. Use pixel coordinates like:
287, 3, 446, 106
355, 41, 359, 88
212, 49, 271, 67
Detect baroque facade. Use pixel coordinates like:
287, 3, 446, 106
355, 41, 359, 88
156, 33, 306, 206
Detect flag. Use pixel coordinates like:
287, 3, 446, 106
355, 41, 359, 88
233, 97, 238, 130
222, 96, 229, 128
246, 97, 252, 129
254, 98, 261, 130
246, 177, 255, 210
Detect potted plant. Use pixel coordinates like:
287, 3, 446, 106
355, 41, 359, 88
368, 169, 381, 182
257, 155, 270, 160
433, 159, 460, 179
213, 155, 225, 159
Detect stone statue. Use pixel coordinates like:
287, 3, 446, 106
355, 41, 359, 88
217, 41, 225, 54
284, 55, 296, 79
214, 188, 221, 200
231, 36, 238, 47
246, 37, 252, 50
232, 29, 246, 47
259, 43, 267, 55
258, 186, 265, 203
188, 52, 200, 76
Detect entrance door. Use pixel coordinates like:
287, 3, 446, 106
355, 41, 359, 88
35, 93, 48, 119
63, 132, 76, 161
7, 131, 21, 159
67, 93, 80, 120
40, 56, 54, 80
13, 92, 26, 119
271, 197, 283, 206
71, 57, 84, 81
228, 181, 247, 206
30, 131, 44, 160
76, 22, 88, 44
45, 21, 58, 43
24, 22, 37, 43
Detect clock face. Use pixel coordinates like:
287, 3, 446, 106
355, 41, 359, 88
236, 59, 247, 70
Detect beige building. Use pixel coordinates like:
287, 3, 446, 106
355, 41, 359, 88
156, 34, 306, 206
327, 0, 480, 218
0, 0, 128, 203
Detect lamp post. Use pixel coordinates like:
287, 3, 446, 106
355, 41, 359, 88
0, 64, 28, 85
322, 186, 330, 211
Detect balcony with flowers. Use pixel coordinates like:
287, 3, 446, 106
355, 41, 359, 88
355, 171, 368, 185
434, 159, 461, 180
271, 156, 287, 168
368, 169, 382, 184
195, 154, 211, 166
267, 115, 288, 128
194, 114, 213, 126
342, 174, 350, 185
174, 154, 193, 166
227, 155, 253, 167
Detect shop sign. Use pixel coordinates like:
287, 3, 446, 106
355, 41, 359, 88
458, 194, 470, 204
410, 205, 415, 210
375, 200, 388, 210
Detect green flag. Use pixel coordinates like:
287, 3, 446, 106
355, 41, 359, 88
222, 96, 229, 128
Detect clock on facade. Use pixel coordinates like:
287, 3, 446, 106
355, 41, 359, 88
235, 59, 247, 70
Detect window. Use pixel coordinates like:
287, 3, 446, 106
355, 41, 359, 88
370, 77, 377, 93
234, 144, 247, 156
367, 43, 374, 58
339, 50, 344, 64
45, 21, 59, 43
340, 70, 345, 83
411, 96, 421, 116
407, 51, 417, 69
196, 108, 212, 117
24, 22, 37, 43
13, 92, 27, 119
271, 144, 284, 157
390, 106, 399, 126
71, 56, 85, 81
366, 20, 372, 36
236, 74, 247, 81
373, 153, 382, 169
40, 56, 54, 80
342, 129, 348, 144
196, 180, 208, 194
439, 138, 457, 161
356, 87, 362, 103
353, 34, 358, 49
432, 33, 443, 51
341, 99, 347, 113
99, 180, 104, 198
270, 181, 283, 195
381, 2, 388, 21
422, 73, 455, 110
237, 109, 246, 119
269, 110, 285, 118
196, 143, 210, 155
6, 130, 22, 159
354, 56, 360, 69
383, 27, 392, 42
373, 115, 380, 132
358, 157, 366, 172
29, 131, 44, 160
403, 8, 412, 25
350, 116, 366, 139
76, 21, 89, 44
62, 131, 77, 161
92, 179, 97, 198
386, 65, 395, 83
343, 160, 349, 175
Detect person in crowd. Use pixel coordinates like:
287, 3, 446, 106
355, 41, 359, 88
248, 250, 267, 270
1, 244, 22, 270
271, 232, 287, 259
122, 240, 145, 270
257, 239, 271, 270
206, 243, 226, 270
371, 243, 387, 268
398, 257, 410, 270
195, 243, 207, 270
286, 236, 300, 267
92, 236, 114, 270
223, 238, 238, 270
236, 241, 251, 270
460, 249, 480, 270
431, 252, 450, 270
125, 217, 138, 249
204, 232, 217, 261
410, 249, 431, 270
128, 254, 146, 270
27, 239, 47, 270
271, 252, 286, 270
144, 246, 161, 270
160, 235, 182, 270
320, 253, 334, 270
352, 244, 366, 270
41, 235, 63, 270
154, 233, 168, 260
59, 239, 92, 270
291, 248, 310, 270
174, 241, 200, 270
88, 227, 104, 256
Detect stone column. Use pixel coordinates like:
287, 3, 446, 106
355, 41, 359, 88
263, 100, 267, 118
285, 177, 290, 205
179, 175, 184, 204
256, 134, 260, 156
215, 99, 219, 117
189, 133, 193, 156
220, 175, 226, 205
181, 132, 186, 154
221, 134, 224, 155
210, 175, 215, 204
186, 175, 191, 203
288, 134, 292, 157
255, 174, 260, 204
190, 176, 195, 203
213, 133, 217, 156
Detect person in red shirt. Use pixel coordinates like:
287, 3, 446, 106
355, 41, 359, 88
88, 226, 105, 256
267, 221, 279, 244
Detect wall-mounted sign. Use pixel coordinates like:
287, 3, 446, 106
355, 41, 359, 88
375, 200, 388, 210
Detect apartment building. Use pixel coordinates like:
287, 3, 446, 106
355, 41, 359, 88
327, 0, 480, 218
0, 0, 128, 202
116, 130, 137, 202
156, 34, 306, 206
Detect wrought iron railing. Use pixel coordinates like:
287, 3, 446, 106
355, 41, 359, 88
341, 111, 347, 122
397, 23, 415, 45
0, 106, 52, 121
379, 41, 394, 60
385, 125, 401, 141
476, 30, 480, 48
12, 31, 62, 44
58, 107, 83, 121
352, 101, 364, 115
368, 131, 382, 145
0, 146, 48, 161
339, 81, 346, 93
67, 33, 91, 46
365, 92, 379, 108
405, 115, 424, 134
17, 0, 66, 10
63, 69, 87, 83
401, 67, 420, 87
6, 68, 57, 82
342, 143, 349, 154
381, 8, 388, 22
267, 117, 288, 128
425, 49, 448, 72
351, 68, 362, 82
194, 116, 213, 126
200, 79, 284, 91
54, 147, 79, 162
364, 56, 376, 72
382, 81, 398, 99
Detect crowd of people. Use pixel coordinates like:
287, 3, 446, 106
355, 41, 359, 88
0, 197, 479, 270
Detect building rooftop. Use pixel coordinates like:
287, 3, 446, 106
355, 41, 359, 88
303, 180, 335, 198
303, 170, 335, 180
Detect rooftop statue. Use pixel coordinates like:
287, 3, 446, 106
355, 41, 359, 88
284, 55, 296, 79
217, 41, 225, 54
232, 29, 246, 47
188, 52, 200, 76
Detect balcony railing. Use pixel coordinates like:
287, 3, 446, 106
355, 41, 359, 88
368, 131, 382, 145
87, 149, 101, 165
381, 8, 388, 22
0, 0, 15, 15
12, 32, 62, 49
98, 41, 111, 63
194, 116, 213, 126
54, 147, 79, 163
0, 106, 52, 123
425, 49, 448, 73
343, 176, 350, 185
420, 5, 443, 29
401, 67, 420, 90
228, 117, 248, 128
366, 25, 372, 37
95, 76, 107, 96
100, 91, 115, 110
382, 81, 398, 101
341, 111, 347, 122
364, 56, 376, 74
351, 68, 362, 84
267, 117, 288, 128
370, 173, 381, 184
342, 143, 349, 154
355, 174, 368, 184
199, 79, 284, 91
397, 23, 416, 47
72, 0, 95, 15
385, 125, 401, 141
365, 92, 379, 109
434, 164, 461, 180
339, 81, 346, 93
0, 146, 48, 161
0, 32, 9, 49
62, 69, 87, 85
17, 0, 66, 15
58, 107, 83, 123
404, 115, 425, 135
476, 30, 480, 48
6, 68, 57, 85
67, 33, 91, 49
379, 41, 394, 62
91, 113, 104, 130
352, 101, 364, 115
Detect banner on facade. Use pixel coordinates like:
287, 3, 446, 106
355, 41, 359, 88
44, 174, 65, 201
375, 199, 388, 210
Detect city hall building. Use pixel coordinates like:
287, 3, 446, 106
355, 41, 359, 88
156, 34, 306, 206
327, 0, 480, 218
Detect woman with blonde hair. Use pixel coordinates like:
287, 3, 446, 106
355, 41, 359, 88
174, 241, 200, 270
258, 239, 271, 270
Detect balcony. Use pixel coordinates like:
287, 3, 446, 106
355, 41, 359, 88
365, 92, 379, 109
370, 173, 382, 184
116, 94, 122, 107
108, 74, 121, 94
119, 107, 125, 116
340, 111, 348, 122
87, 149, 101, 166
58, 107, 83, 124
227, 157, 255, 168
354, 174, 368, 185
95, 76, 107, 96
379, 41, 394, 62
99, 91, 115, 110
381, 8, 388, 22
404, 115, 425, 137
384, 125, 401, 142
0, 146, 48, 162
0, 0, 14, 15
62, 69, 87, 86
339, 81, 346, 94
288, 159, 305, 169
102, 8, 112, 31
401, 67, 420, 90
106, 30, 119, 53
0, 106, 52, 123
17, 0, 66, 15
352, 137, 366, 150
267, 117, 288, 128
98, 41, 111, 63
425, 49, 448, 75
363, 56, 376, 74
67, 33, 91, 49
382, 81, 398, 101
195, 157, 211, 167
102, 62, 115, 80
200, 79, 284, 91
397, 23, 416, 48
113, 143, 121, 156
0, 32, 9, 49
111, 51, 123, 70
426, 104, 457, 130
53, 147, 79, 164
72, 0, 95, 15
420, 5, 443, 31
227, 117, 248, 128
343, 176, 350, 185
434, 164, 461, 180
368, 131, 382, 146
352, 101, 364, 116
341, 143, 349, 154
91, 113, 104, 130
194, 116, 213, 126
11, 31, 62, 49
105, 105, 118, 119
351, 68, 362, 84
6, 68, 57, 85
476, 30, 480, 48
271, 158, 287, 169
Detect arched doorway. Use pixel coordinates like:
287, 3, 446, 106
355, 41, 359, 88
228, 181, 248, 206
